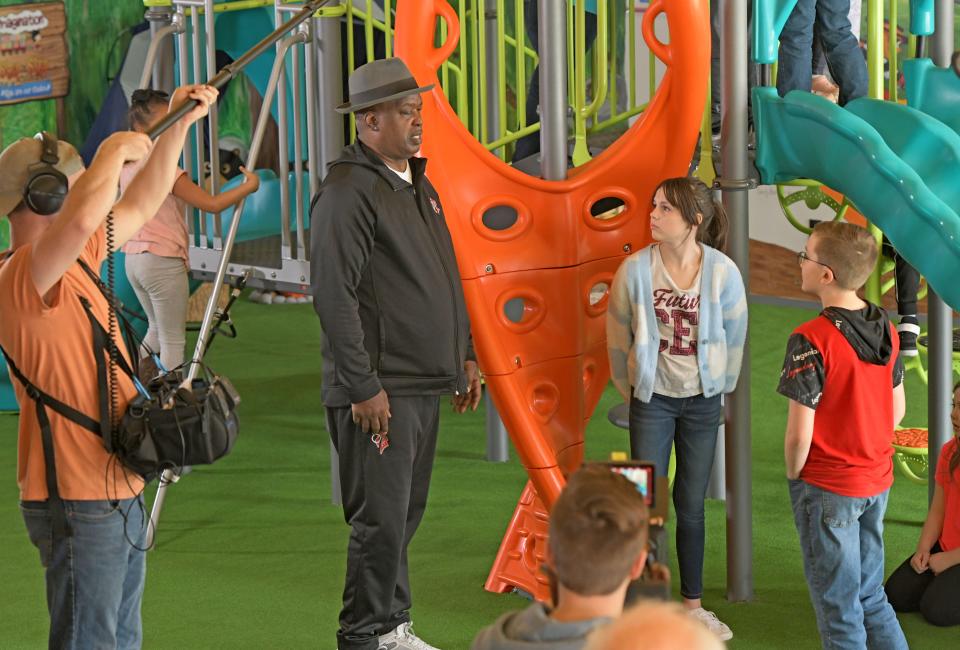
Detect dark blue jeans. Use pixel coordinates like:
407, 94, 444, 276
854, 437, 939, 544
789, 480, 907, 650
20, 496, 147, 650
629, 392, 722, 600
777, 0, 867, 106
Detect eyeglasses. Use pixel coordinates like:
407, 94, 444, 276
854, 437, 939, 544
797, 250, 834, 274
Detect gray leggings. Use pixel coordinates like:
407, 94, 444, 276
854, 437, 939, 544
125, 252, 189, 371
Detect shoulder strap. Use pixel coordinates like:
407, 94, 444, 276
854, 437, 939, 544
0, 347, 101, 436
75, 258, 148, 371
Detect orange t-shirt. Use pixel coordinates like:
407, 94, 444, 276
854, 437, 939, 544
0, 228, 143, 501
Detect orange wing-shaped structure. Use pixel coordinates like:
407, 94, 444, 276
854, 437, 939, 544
395, 0, 709, 600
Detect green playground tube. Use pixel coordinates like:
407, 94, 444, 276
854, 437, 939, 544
752, 86, 960, 311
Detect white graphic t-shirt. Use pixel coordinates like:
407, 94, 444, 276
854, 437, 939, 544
651, 246, 703, 398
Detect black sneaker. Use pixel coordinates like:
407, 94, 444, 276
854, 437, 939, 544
898, 321, 920, 357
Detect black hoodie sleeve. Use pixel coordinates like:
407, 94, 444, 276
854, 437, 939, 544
311, 181, 382, 404
777, 333, 825, 409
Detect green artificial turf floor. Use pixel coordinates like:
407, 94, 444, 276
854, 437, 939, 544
0, 299, 954, 649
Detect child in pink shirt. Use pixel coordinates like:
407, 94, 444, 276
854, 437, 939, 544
121, 88, 259, 371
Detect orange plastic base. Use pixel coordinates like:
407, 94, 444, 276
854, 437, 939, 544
483, 481, 552, 603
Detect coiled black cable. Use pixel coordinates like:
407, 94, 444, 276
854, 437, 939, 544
104, 213, 120, 449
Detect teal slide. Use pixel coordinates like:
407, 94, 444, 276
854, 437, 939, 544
753, 86, 960, 311
904, 58, 960, 138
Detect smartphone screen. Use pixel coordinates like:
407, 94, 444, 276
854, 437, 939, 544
609, 463, 655, 505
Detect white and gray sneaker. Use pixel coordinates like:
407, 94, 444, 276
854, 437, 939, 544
687, 607, 733, 641
377, 622, 440, 650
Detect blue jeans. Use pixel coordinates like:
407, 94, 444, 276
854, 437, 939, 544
629, 392, 721, 600
789, 480, 907, 650
21, 496, 148, 650
777, 0, 867, 106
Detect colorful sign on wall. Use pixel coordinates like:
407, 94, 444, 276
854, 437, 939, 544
0, 2, 68, 105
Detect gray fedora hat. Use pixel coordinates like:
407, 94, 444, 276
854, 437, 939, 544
336, 57, 434, 114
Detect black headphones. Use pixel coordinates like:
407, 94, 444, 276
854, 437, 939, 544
23, 131, 68, 216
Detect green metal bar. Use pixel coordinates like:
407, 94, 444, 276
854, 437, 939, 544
694, 76, 716, 187
573, 0, 609, 165
346, 0, 356, 143
888, 0, 898, 101
867, 0, 884, 99
648, 43, 656, 101
586, 103, 648, 132
144, 0, 273, 13
572, 2, 588, 163
477, 0, 488, 144
384, 0, 393, 56
608, 1, 617, 123
457, 0, 469, 130
470, 0, 480, 140
515, 0, 526, 128
567, 1, 575, 109
440, 18, 450, 95
582, 0, 609, 119
628, 0, 636, 108
865, 0, 884, 304
496, 0, 507, 142
487, 122, 540, 151
147, 0, 331, 16
365, 0, 375, 64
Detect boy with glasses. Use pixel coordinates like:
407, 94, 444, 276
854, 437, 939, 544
778, 222, 907, 649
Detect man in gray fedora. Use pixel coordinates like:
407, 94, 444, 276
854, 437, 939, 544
311, 57, 481, 650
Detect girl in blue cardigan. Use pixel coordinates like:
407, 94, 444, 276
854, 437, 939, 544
607, 177, 747, 641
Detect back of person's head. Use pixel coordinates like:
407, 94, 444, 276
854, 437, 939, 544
810, 221, 877, 290
656, 176, 729, 252
0, 135, 83, 219
128, 88, 170, 132
584, 601, 725, 650
549, 465, 649, 596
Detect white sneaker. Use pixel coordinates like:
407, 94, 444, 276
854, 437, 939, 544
377, 622, 440, 650
687, 607, 733, 641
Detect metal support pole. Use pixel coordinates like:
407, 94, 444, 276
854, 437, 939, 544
276, 5, 293, 262
479, 0, 509, 462
483, 0, 501, 152
189, 4, 209, 248
176, 7, 196, 248
292, 30, 307, 260
720, 0, 753, 602
315, 6, 346, 505
927, 0, 956, 503
537, 0, 567, 181
143, 8, 178, 92
316, 11, 345, 176
305, 18, 321, 207
204, 0, 223, 247
707, 398, 726, 500
485, 391, 510, 462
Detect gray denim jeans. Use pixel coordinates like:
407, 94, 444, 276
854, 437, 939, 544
125, 252, 189, 371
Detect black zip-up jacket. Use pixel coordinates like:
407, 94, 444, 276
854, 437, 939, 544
310, 141, 474, 407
